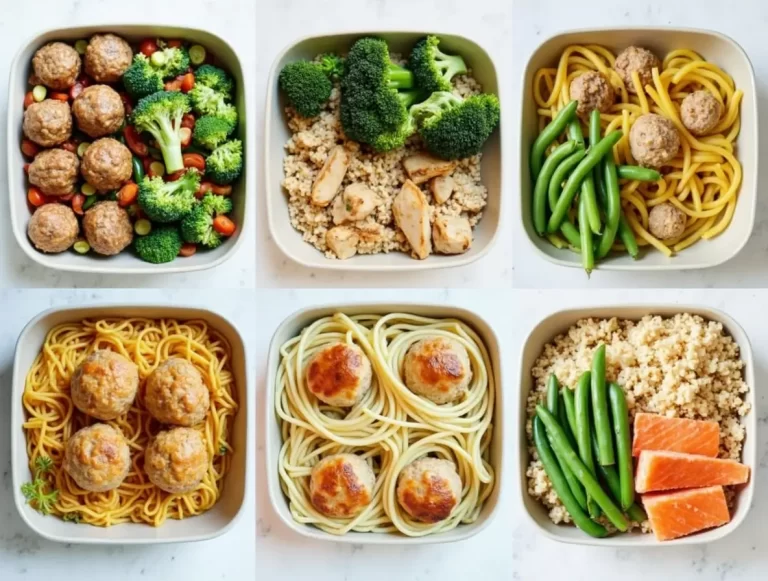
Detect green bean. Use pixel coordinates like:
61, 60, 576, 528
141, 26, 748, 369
589, 110, 605, 206
533, 417, 607, 538
608, 383, 634, 510
132, 156, 145, 183
618, 213, 639, 259
617, 165, 661, 182
548, 376, 588, 510
575, 372, 600, 518
562, 387, 579, 438
591, 344, 614, 466
533, 141, 580, 236
592, 433, 647, 523
596, 154, 621, 258
546, 374, 560, 415
530, 100, 579, 181
548, 148, 586, 211
547, 131, 623, 234
568, 117, 586, 145
546, 233, 567, 249
536, 406, 629, 532
578, 192, 594, 275
560, 221, 581, 250
569, 114, 600, 234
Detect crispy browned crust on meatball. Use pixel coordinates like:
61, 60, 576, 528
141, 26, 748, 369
27, 203, 79, 253
144, 428, 208, 494
28, 148, 80, 196
80, 137, 133, 192
71, 349, 140, 420
84, 34, 133, 83
32, 42, 81, 90
305, 343, 372, 407
403, 337, 472, 404
396, 458, 461, 523
614, 46, 661, 94
23, 99, 72, 147
72, 84, 126, 138
145, 358, 210, 427
310, 454, 375, 518
63, 423, 131, 492
82, 201, 134, 256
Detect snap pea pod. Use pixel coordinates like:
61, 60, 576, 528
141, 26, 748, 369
596, 154, 621, 259
569, 114, 600, 234
547, 131, 623, 234
536, 406, 629, 532
591, 433, 647, 523
132, 155, 145, 183
589, 109, 605, 207
530, 100, 579, 181
618, 213, 640, 259
575, 372, 600, 518
533, 141, 580, 236
591, 344, 615, 466
548, 148, 586, 211
608, 383, 634, 511
578, 191, 594, 275
617, 165, 661, 182
533, 417, 608, 538
560, 221, 581, 250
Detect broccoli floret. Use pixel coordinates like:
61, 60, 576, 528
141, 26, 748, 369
317, 53, 345, 81
411, 91, 500, 160
193, 115, 232, 150
134, 225, 183, 264
195, 64, 233, 95
181, 194, 233, 249
123, 54, 164, 99
206, 140, 243, 185
340, 37, 420, 151
189, 85, 238, 130
409, 35, 468, 93
137, 170, 200, 223
131, 91, 191, 173
154, 46, 190, 79
279, 61, 332, 118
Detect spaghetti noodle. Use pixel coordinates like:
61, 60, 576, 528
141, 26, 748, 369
276, 312, 495, 537
22, 317, 238, 527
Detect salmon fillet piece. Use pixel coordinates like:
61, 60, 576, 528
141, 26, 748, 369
632, 413, 720, 457
643, 486, 730, 541
636, 450, 750, 493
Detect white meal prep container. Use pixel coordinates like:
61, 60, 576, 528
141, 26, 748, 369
520, 27, 758, 270
11, 304, 251, 544
8, 25, 251, 274
265, 303, 504, 543
265, 32, 502, 271
517, 305, 756, 546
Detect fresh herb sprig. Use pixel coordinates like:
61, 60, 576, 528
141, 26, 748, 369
21, 456, 59, 515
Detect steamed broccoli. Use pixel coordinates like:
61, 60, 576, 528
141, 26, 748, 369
409, 35, 468, 93
189, 85, 238, 130
279, 60, 332, 118
137, 170, 200, 223
318, 53, 345, 81
193, 115, 232, 150
206, 139, 243, 185
411, 91, 500, 160
181, 194, 233, 249
340, 37, 421, 151
195, 64, 233, 95
131, 91, 191, 173
154, 46, 190, 79
123, 54, 164, 99
134, 225, 183, 264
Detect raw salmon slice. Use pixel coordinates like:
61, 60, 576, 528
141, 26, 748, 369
643, 486, 730, 541
636, 450, 750, 493
632, 413, 720, 457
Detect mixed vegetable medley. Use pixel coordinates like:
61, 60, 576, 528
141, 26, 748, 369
21, 34, 243, 264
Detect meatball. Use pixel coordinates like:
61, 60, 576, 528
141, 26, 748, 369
396, 457, 462, 523
23, 99, 72, 147
681, 90, 722, 136
32, 42, 81, 90
27, 203, 79, 253
82, 201, 134, 256
72, 85, 125, 138
570, 71, 615, 117
71, 350, 139, 420
305, 342, 373, 407
84, 34, 133, 83
402, 337, 473, 404
145, 358, 210, 427
80, 137, 132, 192
649, 202, 686, 240
145, 428, 208, 494
28, 148, 79, 196
64, 424, 131, 492
614, 46, 661, 94
629, 113, 681, 168
309, 453, 375, 518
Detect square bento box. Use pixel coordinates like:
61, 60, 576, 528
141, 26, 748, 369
265, 32, 502, 271
520, 27, 758, 270
517, 304, 756, 545
8, 25, 250, 274
11, 305, 251, 544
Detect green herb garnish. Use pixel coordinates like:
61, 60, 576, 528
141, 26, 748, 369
63, 512, 81, 524
21, 456, 59, 515
219, 445, 228, 456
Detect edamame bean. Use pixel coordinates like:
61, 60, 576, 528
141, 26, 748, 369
533, 141, 580, 236
591, 344, 615, 466
608, 383, 634, 511
530, 100, 579, 181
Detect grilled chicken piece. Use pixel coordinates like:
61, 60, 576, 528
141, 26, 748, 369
311, 146, 350, 207
430, 175, 455, 205
432, 216, 472, 254
403, 153, 457, 185
393, 180, 432, 260
326, 226, 359, 259
332, 183, 379, 225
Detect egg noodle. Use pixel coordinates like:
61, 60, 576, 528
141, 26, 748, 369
533, 45, 743, 255
276, 312, 495, 537
22, 317, 238, 527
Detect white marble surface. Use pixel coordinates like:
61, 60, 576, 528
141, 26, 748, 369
0, 0, 256, 289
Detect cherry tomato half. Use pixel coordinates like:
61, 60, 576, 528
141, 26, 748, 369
27, 187, 47, 207
182, 153, 206, 172
139, 38, 159, 57
180, 73, 195, 93
124, 125, 148, 157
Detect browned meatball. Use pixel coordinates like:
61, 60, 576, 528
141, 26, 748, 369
649, 203, 686, 240
81, 137, 132, 192
570, 71, 615, 117
23, 99, 72, 147
27, 203, 79, 253
629, 114, 680, 168
145, 428, 208, 494
84, 34, 133, 83
614, 46, 661, 94
82, 201, 133, 256
72, 85, 125, 138
681, 90, 723, 136
28, 149, 80, 196
32, 42, 81, 90
71, 350, 139, 420
64, 424, 131, 492
145, 358, 210, 427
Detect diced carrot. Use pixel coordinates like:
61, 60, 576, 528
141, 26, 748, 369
24, 91, 35, 109
51, 91, 70, 101
180, 73, 195, 93
182, 153, 206, 172
21, 139, 39, 158
165, 78, 183, 92
117, 182, 138, 207
72, 194, 85, 215
213, 215, 236, 236
27, 187, 47, 207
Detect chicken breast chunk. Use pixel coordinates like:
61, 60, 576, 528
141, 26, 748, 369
432, 215, 472, 254
326, 226, 359, 259
430, 175, 455, 205
403, 153, 457, 185
311, 145, 349, 207
393, 180, 431, 260
332, 183, 379, 224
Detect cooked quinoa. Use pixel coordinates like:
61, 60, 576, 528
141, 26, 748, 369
526, 314, 751, 530
281, 56, 488, 259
